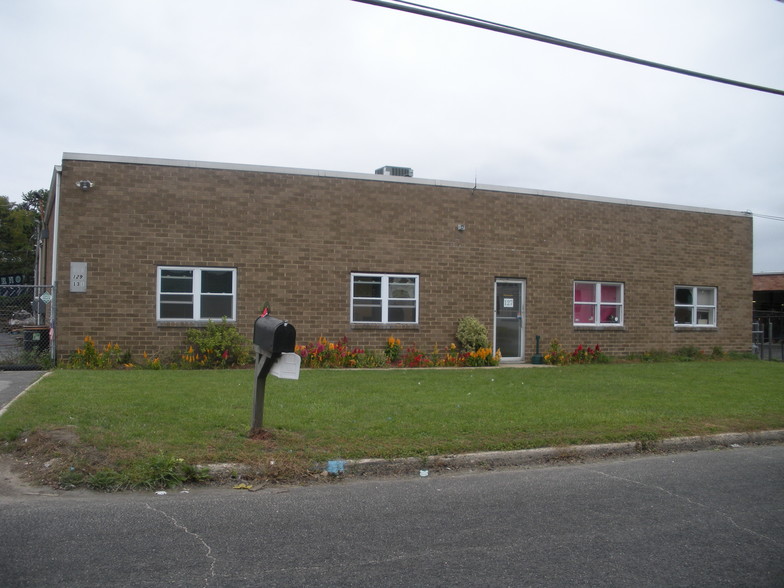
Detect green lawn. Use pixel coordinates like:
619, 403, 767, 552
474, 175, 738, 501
1, 361, 782, 486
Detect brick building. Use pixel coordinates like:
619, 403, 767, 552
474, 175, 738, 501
41, 153, 753, 362
753, 273, 784, 314
753, 273, 784, 343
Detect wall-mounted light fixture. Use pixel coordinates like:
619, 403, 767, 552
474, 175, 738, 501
456, 224, 466, 232
76, 180, 94, 191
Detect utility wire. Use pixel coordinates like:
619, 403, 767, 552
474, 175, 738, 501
350, 0, 784, 97
752, 213, 784, 222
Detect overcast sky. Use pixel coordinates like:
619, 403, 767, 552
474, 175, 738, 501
2, 0, 782, 272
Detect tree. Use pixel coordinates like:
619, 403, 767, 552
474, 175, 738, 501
0, 189, 49, 278
18, 189, 49, 219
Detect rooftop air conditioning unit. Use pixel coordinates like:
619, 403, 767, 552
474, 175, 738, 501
375, 166, 414, 177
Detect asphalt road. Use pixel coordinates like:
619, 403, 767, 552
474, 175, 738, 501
0, 371, 46, 413
1, 444, 782, 587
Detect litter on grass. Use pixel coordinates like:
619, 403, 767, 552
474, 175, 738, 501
326, 460, 346, 475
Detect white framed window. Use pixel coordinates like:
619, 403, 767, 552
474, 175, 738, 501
157, 266, 237, 321
674, 286, 716, 327
573, 281, 623, 326
351, 273, 418, 324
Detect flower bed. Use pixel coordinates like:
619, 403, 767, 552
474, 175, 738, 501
296, 336, 501, 368
544, 339, 608, 366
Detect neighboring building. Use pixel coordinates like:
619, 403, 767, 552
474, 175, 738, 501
753, 273, 784, 313
41, 153, 753, 363
753, 272, 784, 342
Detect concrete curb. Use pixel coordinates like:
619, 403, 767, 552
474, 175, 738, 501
339, 429, 784, 477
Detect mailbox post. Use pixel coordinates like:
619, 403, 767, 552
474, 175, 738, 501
251, 315, 296, 433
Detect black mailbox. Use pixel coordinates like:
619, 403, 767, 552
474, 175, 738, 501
253, 315, 296, 354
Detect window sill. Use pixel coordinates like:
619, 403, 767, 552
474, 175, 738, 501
573, 325, 625, 331
350, 323, 420, 331
674, 325, 718, 331
157, 319, 236, 328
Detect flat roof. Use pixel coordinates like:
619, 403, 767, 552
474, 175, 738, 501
61, 152, 750, 218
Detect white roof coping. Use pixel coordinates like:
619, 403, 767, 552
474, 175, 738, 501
61, 152, 750, 218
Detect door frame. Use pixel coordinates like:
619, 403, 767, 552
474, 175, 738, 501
493, 278, 526, 363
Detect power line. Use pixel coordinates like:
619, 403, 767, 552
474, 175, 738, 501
752, 213, 784, 222
350, 0, 784, 97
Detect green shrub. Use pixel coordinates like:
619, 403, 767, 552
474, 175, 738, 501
182, 318, 251, 368
675, 346, 704, 362
355, 350, 387, 368
631, 349, 671, 363
456, 316, 490, 351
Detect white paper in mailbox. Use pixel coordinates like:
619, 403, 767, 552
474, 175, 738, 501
270, 352, 301, 380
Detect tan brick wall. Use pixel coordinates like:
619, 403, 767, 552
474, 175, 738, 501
50, 158, 753, 361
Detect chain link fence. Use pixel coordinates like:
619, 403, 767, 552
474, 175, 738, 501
0, 285, 54, 369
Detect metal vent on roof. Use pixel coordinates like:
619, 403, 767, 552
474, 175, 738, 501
375, 165, 414, 177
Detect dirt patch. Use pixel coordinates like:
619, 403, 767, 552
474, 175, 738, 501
3, 426, 112, 491
248, 428, 275, 441
12, 427, 82, 468
2, 425, 321, 492
0, 453, 38, 496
